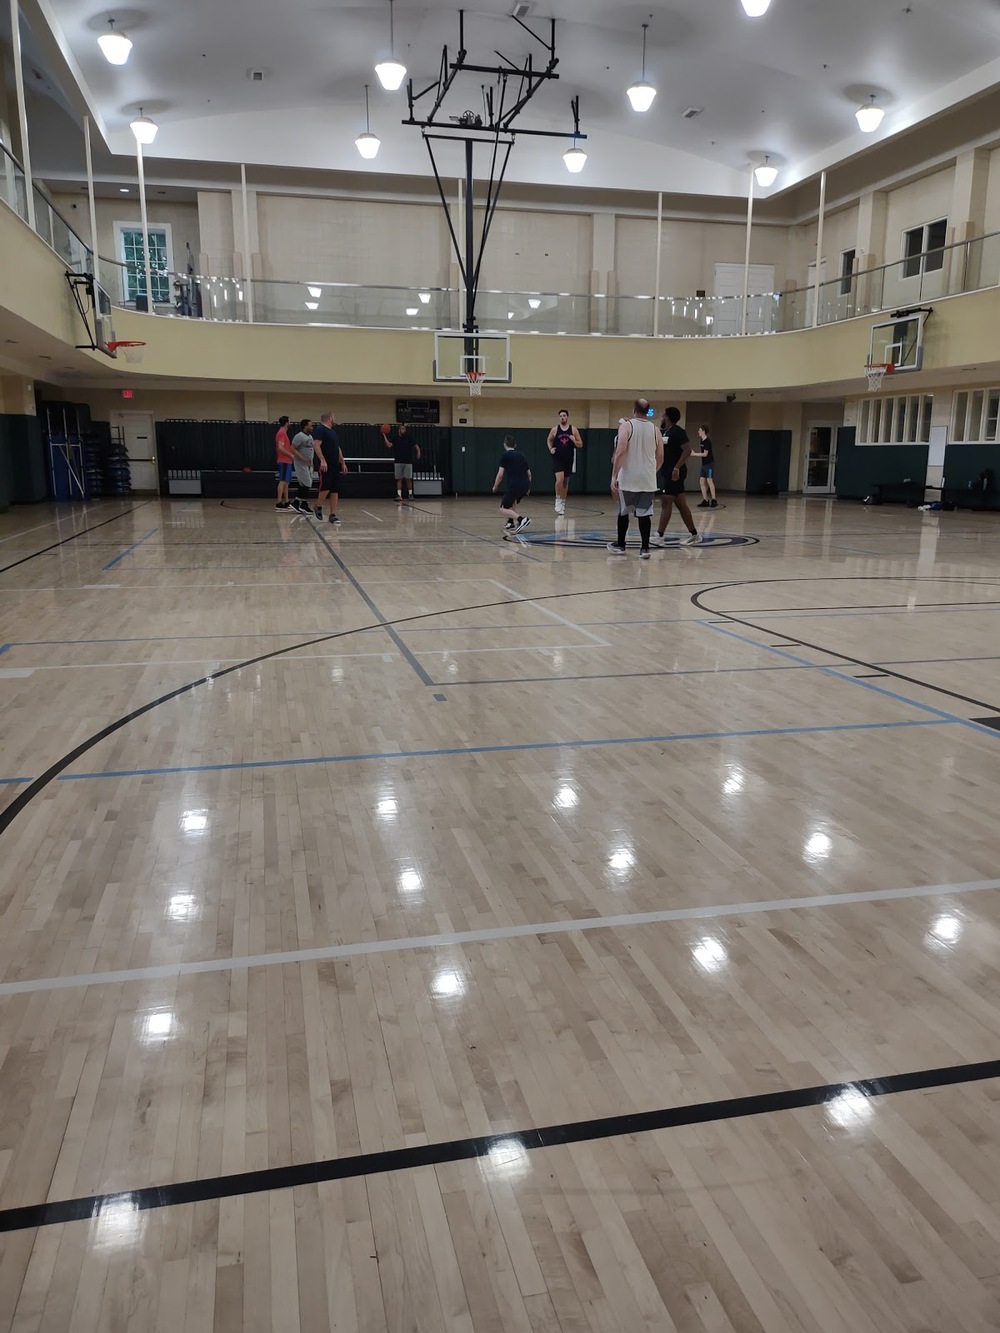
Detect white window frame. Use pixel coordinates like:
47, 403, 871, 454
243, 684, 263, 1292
952, 386, 1000, 444
857, 394, 933, 445
839, 248, 856, 297
114, 220, 173, 306
901, 218, 947, 279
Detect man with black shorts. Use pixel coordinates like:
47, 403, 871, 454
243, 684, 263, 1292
546, 409, 582, 515
385, 423, 420, 501
312, 411, 347, 524
653, 406, 700, 545
693, 425, 718, 507
608, 399, 662, 559
492, 435, 531, 534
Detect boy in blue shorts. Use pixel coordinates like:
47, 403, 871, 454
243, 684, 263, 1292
492, 435, 531, 534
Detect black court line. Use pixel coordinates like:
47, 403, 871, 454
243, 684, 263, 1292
0, 1057, 996, 1234
970, 717, 1000, 732
856, 672, 890, 679
693, 579, 1000, 716
310, 524, 436, 686
0, 577, 709, 835
0, 503, 149, 577
2, 571, 996, 838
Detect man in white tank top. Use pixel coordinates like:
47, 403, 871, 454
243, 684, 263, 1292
608, 399, 664, 559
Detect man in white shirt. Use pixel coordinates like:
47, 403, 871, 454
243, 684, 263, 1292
608, 399, 663, 560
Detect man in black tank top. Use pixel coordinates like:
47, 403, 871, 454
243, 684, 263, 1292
653, 406, 701, 546
546, 409, 583, 516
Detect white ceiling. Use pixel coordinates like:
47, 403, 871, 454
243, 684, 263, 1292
18, 0, 1000, 196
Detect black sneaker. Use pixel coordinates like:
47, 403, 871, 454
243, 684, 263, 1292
275, 501, 285, 510
329, 515, 341, 525
515, 515, 531, 532
697, 500, 710, 508
314, 506, 323, 519
710, 499, 718, 508
504, 519, 516, 530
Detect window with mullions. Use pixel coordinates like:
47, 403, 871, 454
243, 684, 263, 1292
902, 219, 947, 279
858, 393, 933, 444
839, 248, 856, 297
117, 225, 171, 305
952, 386, 1000, 443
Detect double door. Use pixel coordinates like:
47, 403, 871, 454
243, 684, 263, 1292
803, 423, 839, 494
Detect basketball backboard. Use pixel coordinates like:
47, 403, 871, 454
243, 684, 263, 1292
869, 313, 927, 372
433, 331, 511, 383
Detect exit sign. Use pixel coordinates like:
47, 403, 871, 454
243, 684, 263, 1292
121, 389, 134, 399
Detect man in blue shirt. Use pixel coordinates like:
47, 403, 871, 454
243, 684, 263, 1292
312, 412, 347, 524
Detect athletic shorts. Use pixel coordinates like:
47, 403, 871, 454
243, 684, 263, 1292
552, 449, 575, 477
277, 462, 294, 482
501, 490, 527, 510
660, 465, 687, 497
701, 465, 714, 480
318, 468, 340, 494
293, 458, 313, 490
618, 489, 655, 518
394, 462, 414, 480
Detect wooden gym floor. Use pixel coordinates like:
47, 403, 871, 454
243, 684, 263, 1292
1, 492, 1000, 1332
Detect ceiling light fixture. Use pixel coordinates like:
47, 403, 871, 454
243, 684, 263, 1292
355, 84, 381, 159
754, 155, 777, 187
626, 22, 656, 113
418, 291, 431, 303
375, 0, 407, 92
98, 17, 132, 65
740, 0, 772, 15
563, 138, 587, 173
129, 107, 158, 145
855, 95, 884, 133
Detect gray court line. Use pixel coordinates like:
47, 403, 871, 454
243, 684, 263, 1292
489, 579, 611, 647
1, 877, 997, 998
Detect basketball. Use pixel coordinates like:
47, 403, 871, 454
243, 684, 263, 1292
242, 465, 252, 473
380, 423, 391, 435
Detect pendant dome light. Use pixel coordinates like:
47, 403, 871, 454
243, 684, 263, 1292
98, 17, 133, 66
626, 22, 656, 113
130, 107, 158, 145
753, 155, 777, 187
563, 138, 587, 173
375, 0, 407, 92
855, 95, 885, 133
355, 84, 381, 159
740, 0, 772, 15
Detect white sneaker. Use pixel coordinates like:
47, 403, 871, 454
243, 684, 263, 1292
515, 515, 531, 532
638, 548, 651, 560
682, 532, 702, 545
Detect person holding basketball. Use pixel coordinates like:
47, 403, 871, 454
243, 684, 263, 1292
383, 423, 420, 501
652, 406, 701, 545
546, 409, 583, 516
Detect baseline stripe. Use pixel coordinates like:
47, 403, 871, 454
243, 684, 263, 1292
0, 1056, 997, 1232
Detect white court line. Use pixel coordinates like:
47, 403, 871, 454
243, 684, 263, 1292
1, 877, 997, 997
490, 579, 611, 647
361, 510, 385, 523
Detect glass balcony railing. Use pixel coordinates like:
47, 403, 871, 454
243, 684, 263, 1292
4, 134, 1000, 342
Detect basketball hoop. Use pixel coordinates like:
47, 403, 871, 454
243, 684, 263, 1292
465, 370, 484, 397
865, 361, 894, 393
108, 340, 146, 364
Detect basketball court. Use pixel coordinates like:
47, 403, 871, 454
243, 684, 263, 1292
1, 492, 1000, 1330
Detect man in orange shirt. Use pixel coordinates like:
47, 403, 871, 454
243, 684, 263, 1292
275, 416, 294, 510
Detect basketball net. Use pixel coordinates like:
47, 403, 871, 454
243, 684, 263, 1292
465, 370, 484, 397
865, 362, 893, 393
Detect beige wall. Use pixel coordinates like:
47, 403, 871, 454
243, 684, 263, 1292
882, 168, 955, 261
256, 195, 451, 287
475, 208, 593, 293
615, 217, 790, 296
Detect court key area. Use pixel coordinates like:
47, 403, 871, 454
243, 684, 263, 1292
2, 494, 1000, 1332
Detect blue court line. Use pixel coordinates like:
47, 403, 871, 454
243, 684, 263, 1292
101, 528, 160, 570
700, 622, 1000, 741
0, 719, 950, 787
310, 525, 435, 686
0, 643, 9, 657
